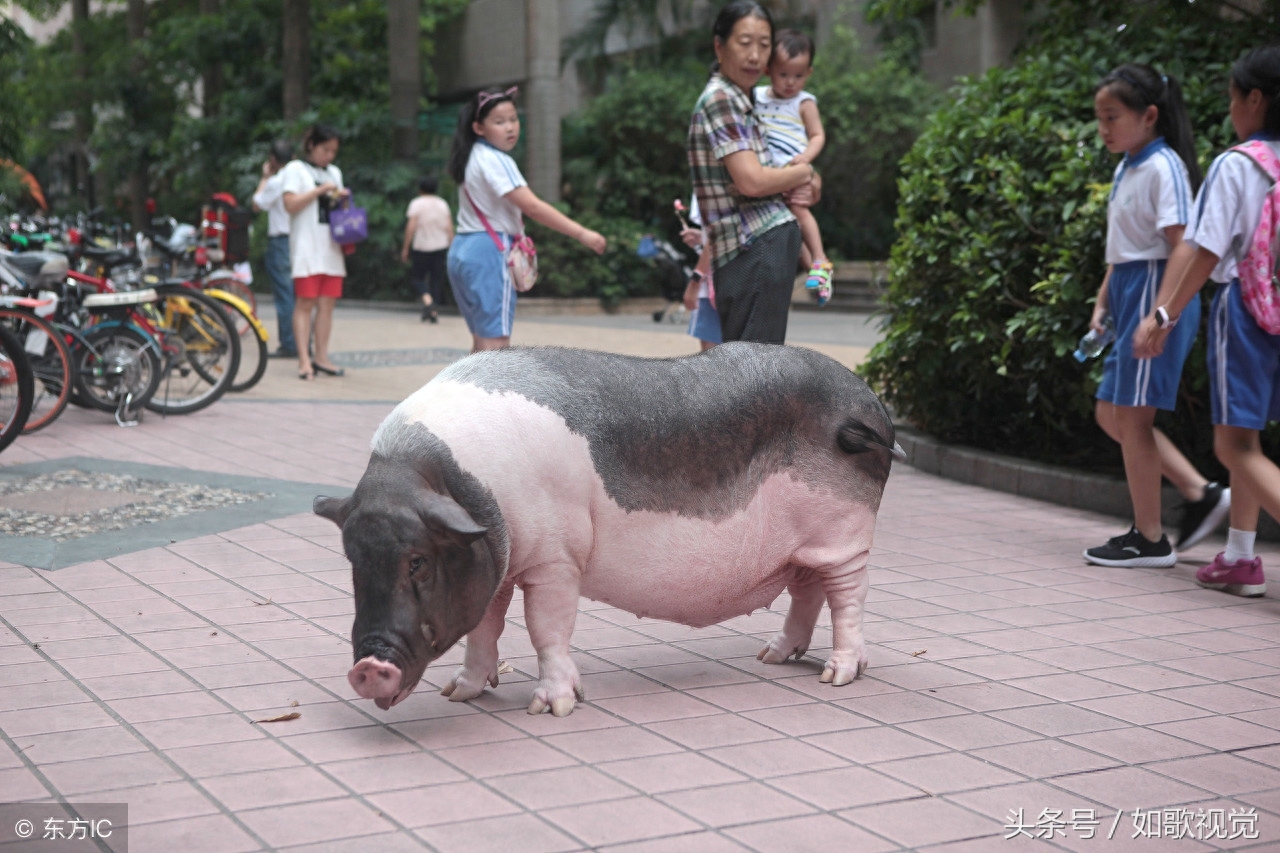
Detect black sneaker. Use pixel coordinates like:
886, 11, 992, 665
1176, 482, 1231, 549
1084, 526, 1176, 568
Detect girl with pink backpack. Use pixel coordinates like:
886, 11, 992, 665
1135, 46, 1280, 597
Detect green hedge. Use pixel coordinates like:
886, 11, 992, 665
862, 17, 1251, 470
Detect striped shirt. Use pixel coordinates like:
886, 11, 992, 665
754, 86, 817, 167
688, 74, 794, 270
1105, 137, 1193, 265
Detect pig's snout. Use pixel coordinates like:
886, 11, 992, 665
349, 656, 404, 708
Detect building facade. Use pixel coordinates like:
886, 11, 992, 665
432, 0, 1025, 200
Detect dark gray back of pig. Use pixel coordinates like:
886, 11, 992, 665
437, 342, 896, 518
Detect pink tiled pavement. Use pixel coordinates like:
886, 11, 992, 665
4, 316, 1280, 850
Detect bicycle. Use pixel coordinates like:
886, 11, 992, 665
0, 294, 73, 432
0, 322, 35, 453
148, 269, 267, 394
66, 268, 241, 416
77, 240, 265, 397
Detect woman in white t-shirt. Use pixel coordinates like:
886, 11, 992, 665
445, 86, 606, 352
400, 175, 453, 323
280, 124, 349, 381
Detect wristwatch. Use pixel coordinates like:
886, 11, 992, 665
1154, 305, 1178, 329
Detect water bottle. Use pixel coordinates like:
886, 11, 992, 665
1073, 317, 1116, 362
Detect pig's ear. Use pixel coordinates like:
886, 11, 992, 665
314, 495, 353, 527
417, 492, 487, 547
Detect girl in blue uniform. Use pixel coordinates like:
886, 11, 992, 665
1084, 64, 1231, 568
1136, 46, 1280, 596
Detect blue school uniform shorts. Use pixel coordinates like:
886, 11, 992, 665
1096, 259, 1200, 411
1208, 279, 1280, 429
447, 231, 516, 339
688, 297, 723, 344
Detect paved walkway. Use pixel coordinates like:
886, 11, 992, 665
2, 304, 1279, 852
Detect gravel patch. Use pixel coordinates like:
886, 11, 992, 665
0, 469, 271, 541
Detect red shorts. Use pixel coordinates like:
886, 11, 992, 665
294, 274, 344, 299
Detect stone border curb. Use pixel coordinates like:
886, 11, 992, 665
893, 425, 1279, 540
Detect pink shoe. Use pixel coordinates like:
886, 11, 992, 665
1196, 553, 1266, 597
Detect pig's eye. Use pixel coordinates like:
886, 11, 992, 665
408, 556, 425, 576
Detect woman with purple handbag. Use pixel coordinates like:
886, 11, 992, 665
446, 86, 606, 352
280, 124, 350, 380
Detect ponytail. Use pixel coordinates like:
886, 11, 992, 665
446, 87, 517, 185
1232, 46, 1280, 137
1096, 64, 1202, 191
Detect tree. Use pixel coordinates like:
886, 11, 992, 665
199, 0, 225, 117
125, 0, 147, 231
282, 0, 308, 120
387, 0, 419, 162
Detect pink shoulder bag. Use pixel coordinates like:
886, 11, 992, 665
464, 187, 537, 292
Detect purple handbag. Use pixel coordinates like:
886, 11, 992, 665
329, 195, 368, 245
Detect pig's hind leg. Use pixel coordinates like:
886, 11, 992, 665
817, 551, 870, 686
442, 581, 515, 703
521, 565, 585, 717
757, 567, 825, 665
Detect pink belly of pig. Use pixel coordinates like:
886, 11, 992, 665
389, 381, 868, 625
576, 476, 837, 627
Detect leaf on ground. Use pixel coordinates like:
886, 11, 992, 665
911, 649, 927, 657
253, 712, 301, 723
497, 661, 514, 675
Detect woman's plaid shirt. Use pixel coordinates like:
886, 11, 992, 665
687, 73, 794, 270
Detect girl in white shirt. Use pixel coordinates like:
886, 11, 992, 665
445, 87, 606, 352
1083, 64, 1227, 569
1136, 46, 1280, 596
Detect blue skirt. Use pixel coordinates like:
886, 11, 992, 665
447, 231, 516, 339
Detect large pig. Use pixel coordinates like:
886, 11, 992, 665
315, 342, 902, 716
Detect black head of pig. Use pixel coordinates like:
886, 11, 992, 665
315, 451, 504, 709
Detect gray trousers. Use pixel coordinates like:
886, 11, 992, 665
714, 220, 801, 345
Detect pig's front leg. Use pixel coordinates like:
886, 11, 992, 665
442, 581, 514, 702
819, 551, 870, 686
758, 568, 824, 664
520, 565, 584, 717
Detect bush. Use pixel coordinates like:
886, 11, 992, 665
561, 63, 707, 230
526, 212, 664, 308
807, 26, 938, 260
862, 16, 1252, 469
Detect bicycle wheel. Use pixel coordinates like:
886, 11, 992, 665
212, 295, 268, 393
0, 308, 73, 432
201, 271, 256, 332
145, 286, 240, 415
73, 324, 162, 415
0, 324, 34, 453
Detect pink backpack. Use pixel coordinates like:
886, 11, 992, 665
1232, 140, 1280, 334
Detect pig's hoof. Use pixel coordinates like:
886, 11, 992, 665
441, 667, 493, 702
819, 656, 868, 686
757, 638, 808, 664
527, 684, 584, 716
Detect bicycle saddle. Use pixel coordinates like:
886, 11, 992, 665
0, 249, 69, 283
80, 244, 136, 269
